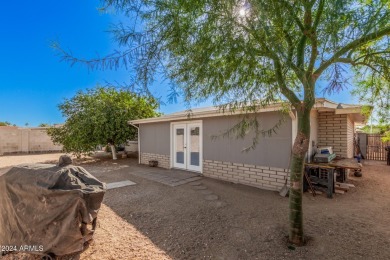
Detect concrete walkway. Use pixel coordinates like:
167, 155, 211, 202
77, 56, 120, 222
130, 166, 202, 187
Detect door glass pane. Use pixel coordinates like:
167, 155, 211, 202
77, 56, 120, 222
176, 128, 184, 164
190, 126, 200, 166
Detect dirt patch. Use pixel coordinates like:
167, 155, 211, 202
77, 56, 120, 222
0, 153, 67, 176
2, 154, 390, 259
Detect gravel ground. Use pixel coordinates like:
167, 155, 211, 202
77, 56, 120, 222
0, 153, 65, 169
1, 154, 390, 259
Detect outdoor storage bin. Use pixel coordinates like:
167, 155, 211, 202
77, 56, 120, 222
0, 163, 106, 257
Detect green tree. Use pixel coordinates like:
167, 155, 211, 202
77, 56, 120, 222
56, 0, 390, 245
39, 123, 51, 127
353, 74, 390, 141
361, 124, 390, 142
0, 121, 12, 126
47, 86, 159, 159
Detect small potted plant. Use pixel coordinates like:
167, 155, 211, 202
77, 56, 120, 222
149, 160, 158, 167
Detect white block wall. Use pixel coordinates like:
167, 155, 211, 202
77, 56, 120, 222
140, 152, 170, 169
318, 112, 353, 158
203, 159, 290, 191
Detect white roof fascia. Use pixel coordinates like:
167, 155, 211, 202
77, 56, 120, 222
334, 107, 363, 114
129, 104, 284, 124
129, 98, 368, 125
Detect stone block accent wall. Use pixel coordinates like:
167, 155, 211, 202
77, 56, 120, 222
203, 159, 290, 191
140, 152, 170, 169
318, 111, 351, 158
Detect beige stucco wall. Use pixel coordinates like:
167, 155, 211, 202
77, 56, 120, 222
317, 111, 354, 158
0, 127, 62, 155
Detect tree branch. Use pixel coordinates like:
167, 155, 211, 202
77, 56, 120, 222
296, 35, 307, 74
313, 0, 325, 31
354, 51, 390, 63
314, 26, 390, 76
334, 58, 382, 74
307, 0, 324, 74
279, 0, 305, 33
273, 58, 301, 108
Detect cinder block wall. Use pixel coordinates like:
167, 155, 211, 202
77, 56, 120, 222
29, 129, 63, 152
0, 127, 22, 154
317, 112, 354, 158
0, 127, 62, 155
203, 159, 289, 191
140, 152, 170, 169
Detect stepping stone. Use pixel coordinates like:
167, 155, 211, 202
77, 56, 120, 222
106, 180, 136, 190
204, 194, 219, 201
189, 181, 202, 186
200, 190, 213, 195
193, 185, 207, 190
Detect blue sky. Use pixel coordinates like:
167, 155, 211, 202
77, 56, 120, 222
0, 1, 358, 127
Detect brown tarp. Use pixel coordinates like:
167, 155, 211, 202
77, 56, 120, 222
0, 164, 106, 256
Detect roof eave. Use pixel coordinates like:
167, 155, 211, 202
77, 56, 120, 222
128, 104, 284, 124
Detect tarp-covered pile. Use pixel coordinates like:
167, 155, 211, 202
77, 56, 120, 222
0, 163, 106, 256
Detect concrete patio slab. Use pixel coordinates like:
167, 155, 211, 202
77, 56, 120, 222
193, 185, 207, 190
106, 180, 136, 190
130, 167, 202, 187
189, 181, 202, 186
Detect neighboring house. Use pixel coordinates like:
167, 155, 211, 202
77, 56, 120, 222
128, 98, 368, 191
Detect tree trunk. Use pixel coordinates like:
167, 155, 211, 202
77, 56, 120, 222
288, 108, 311, 246
110, 144, 117, 160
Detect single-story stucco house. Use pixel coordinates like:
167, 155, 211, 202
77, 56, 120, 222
128, 98, 368, 191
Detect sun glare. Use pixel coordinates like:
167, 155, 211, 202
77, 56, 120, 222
239, 8, 247, 17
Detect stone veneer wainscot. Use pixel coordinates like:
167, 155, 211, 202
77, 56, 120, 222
203, 159, 290, 191
140, 152, 170, 169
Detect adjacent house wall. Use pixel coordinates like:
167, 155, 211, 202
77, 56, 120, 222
202, 112, 292, 191
0, 127, 62, 155
139, 122, 171, 168
202, 112, 292, 169
203, 159, 290, 191
138, 111, 293, 190
138, 112, 292, 191
317, 111, 353, 158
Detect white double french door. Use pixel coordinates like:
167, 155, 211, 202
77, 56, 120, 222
172, 122, 202, 172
